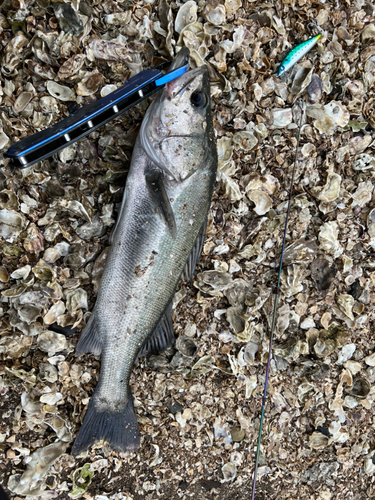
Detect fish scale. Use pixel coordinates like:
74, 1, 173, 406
72, 50, 217, 456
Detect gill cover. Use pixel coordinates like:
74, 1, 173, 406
140, 49, 211, 182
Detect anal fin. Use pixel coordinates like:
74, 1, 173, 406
181, 217, 207, 281
137, 302, 175, 358
75, 313, 102, 356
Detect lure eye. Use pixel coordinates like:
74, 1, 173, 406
278, 65, 285, 75
190, 91, 207, 108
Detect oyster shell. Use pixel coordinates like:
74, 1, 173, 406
175, 1, 197, 34
318, 172, 341, 202
46, 81, 75, 102
53, 3, 84, 35
308, 101, 350, 135
222, 462, 236, 482
37, 331, 67, 356
318, 222, 343, 259
271, 108, 292, 128
0, 209, 27, 241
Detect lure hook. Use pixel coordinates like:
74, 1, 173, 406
307, 19, 322, 35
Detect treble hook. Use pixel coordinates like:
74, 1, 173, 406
307, 19, 322, 35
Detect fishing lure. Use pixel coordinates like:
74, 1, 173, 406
277, 33, 322, 77
251, 100, 306, 499
5, 54, 189, 170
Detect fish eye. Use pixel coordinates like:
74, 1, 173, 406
190, 91, 207, 108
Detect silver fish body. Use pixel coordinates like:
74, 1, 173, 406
72, 51, 217, 455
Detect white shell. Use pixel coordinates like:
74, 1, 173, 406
46, 81, 75, 101
175, 0, 197, 34
301, 143, 316, 157
318, 221, 343, 258
362, 23, 375, 43
65, 288, 88, 314
222, 462, 236, 481
311, 101, 349, 135
232, 131, 258, 151
0, 209, 27, 241
13, 92, 33, 113
225, 0, 241, 16
100, 84, 117, 97
203, 4, 226, 26
351, 181, 373, 208
337, 294, 355, 321
43, 301, 66, 326
10, 265, 31, 280
0, 131, 10, 150
271, 108, 292, 128
247, 189, 272, 215
39, 392, 63, 405
352, 154, 375, 171
37, 331, 67, 356
318, 172, 341, 202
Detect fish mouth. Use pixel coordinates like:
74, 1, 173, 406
165, 65, 209, 99
140, 59, 209, 179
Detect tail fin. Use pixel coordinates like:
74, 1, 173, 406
71, 393, 140, 456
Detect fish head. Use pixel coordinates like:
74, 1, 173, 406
140, 53, 215, 182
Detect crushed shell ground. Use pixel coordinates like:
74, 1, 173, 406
1, 0, 375, 499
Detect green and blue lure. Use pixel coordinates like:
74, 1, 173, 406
277, 33, 322, 77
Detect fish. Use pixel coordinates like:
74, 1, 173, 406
277, 33, 322, 77
71, 48, 218, 456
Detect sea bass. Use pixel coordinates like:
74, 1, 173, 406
72, 49, 217, 456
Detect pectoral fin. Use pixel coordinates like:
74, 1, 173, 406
145, 170, 176, 239
137, 302, 175, 358
181, 217, 207, 281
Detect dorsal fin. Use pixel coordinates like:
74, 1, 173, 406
145, 170, 177, 239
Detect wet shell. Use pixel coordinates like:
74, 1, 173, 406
53, 3, 83, 35
307, 74, 323, 103
0, 266, 9, 283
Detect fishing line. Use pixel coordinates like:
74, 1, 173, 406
251, 99, 306, 500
